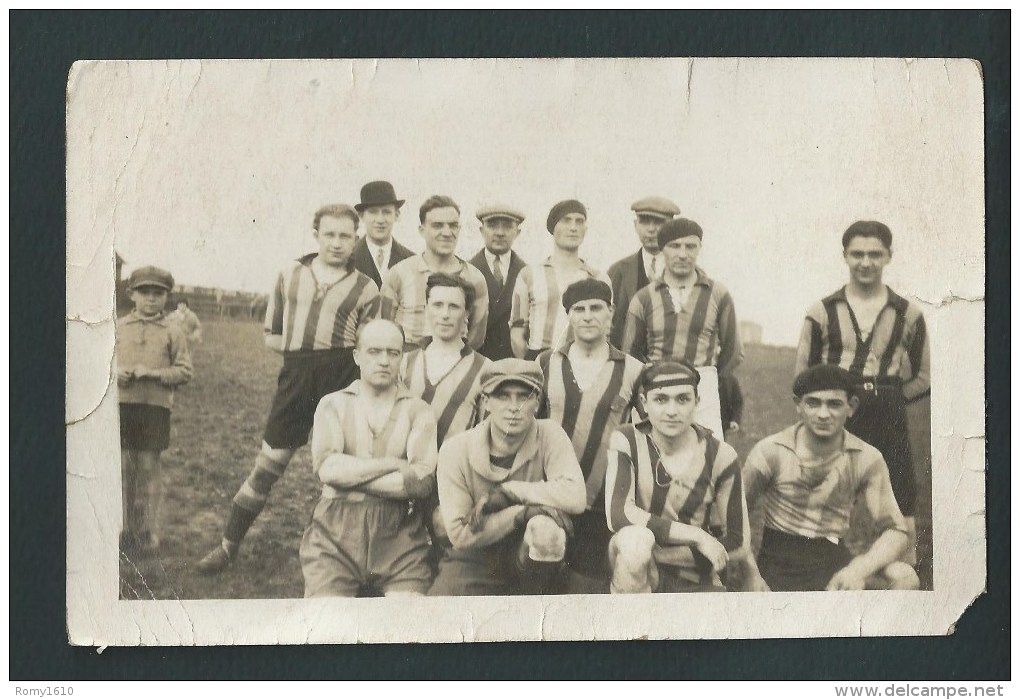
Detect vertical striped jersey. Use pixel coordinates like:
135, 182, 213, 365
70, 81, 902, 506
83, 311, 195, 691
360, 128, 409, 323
605, 423, 747, 584
620, 270, 743, 373
742, 424, 907, 541
400, 340, 492, 446
380, 254, 490, 350
538, 343, 644, 509
795, 286, 931, 402
311, 381, 438, 500
265, 254, 381, 352
510, 257, 612, 352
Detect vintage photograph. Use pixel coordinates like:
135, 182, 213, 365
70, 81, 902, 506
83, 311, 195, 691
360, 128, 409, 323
65, 58, 985, 644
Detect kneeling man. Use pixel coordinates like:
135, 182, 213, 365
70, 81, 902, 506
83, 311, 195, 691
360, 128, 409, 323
430, 359, 587, 596
741, 364, 919, 591
300, 319, 439, 597
605, 360, 748, 593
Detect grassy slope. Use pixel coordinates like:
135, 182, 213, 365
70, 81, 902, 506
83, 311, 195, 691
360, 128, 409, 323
119, 318, 932, 599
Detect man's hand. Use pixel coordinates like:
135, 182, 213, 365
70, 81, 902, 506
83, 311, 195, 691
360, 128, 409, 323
132, 365, 151, 380
514, 505, 574, 537
468, 489, 513, 533
117, 368, 134, 387
826, 565, 868, 591
693, 531, 729, 573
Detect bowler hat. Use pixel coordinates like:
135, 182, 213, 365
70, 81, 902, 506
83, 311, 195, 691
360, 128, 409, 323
355, 181, 405, 212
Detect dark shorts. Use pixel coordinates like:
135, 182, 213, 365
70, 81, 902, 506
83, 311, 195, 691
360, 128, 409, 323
565, 509, 613, 593
847, 384, 916, 516
300, 495, 432, 597
263, 348, 359, 450
757, 527, 855, 592
120, 403, 171, 451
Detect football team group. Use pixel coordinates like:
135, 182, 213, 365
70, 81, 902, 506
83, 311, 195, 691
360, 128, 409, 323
116, 179, 928, 597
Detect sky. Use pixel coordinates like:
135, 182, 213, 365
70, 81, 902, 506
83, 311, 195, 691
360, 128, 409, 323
67, 58, 984, 346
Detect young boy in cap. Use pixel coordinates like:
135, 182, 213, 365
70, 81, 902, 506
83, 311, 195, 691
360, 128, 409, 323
605, 360, 748, 593
510, 199, 611, 360
380, 195, 490, 352
197, 203, 380, 574
350, 180, 414, 290
300, 319, 438, 597
428, 358, 587, 596
740, 364, 920, 591
537, 278, 644, 593
794, 221, 930, 558
117, 266, 193, 557
469, 205, 528, 361
621, 217, 743, 437
607, 196, 681, 348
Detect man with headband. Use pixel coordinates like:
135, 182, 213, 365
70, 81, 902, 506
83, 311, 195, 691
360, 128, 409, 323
740, 364, 919, 591
620, 217, 742, 437
537, 278, 644, 593
510, 199, 611, 360
605, 360, 750, 593
429, 358, 586, 595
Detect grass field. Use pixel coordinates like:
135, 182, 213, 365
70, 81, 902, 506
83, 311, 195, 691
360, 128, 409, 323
119, 318, 933, 599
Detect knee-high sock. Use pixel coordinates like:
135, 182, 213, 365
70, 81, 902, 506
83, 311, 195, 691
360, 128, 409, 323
224, 452, 289, 545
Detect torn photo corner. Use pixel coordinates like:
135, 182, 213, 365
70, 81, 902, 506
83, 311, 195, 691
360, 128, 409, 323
66, 57, 986, 646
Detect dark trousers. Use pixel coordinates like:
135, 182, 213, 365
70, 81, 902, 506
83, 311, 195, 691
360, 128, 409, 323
847, 384, 916, 516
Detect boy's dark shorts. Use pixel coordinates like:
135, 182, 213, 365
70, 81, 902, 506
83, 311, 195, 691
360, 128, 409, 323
263, 348, 359, 450
120, 403, 171, 451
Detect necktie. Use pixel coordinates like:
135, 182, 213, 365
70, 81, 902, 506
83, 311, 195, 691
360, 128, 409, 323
493, 256, 504, 290
375, 247, 385, 272
650, 255, 659, 279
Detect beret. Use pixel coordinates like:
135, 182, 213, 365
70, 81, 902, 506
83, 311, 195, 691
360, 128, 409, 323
128, 265, 175, 291
657, 217, 703, 248
793, 364, 857, 398
562, 278, 612, 311
631, 196, 681, 219
479, 358, 545, 397
546, 199, 587, 233
476, 204, 525, 224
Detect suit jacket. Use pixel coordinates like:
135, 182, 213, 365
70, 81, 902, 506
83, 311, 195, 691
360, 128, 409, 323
352, 235, 414, 289
607, 249, 649, 349
470, 248, 526, 361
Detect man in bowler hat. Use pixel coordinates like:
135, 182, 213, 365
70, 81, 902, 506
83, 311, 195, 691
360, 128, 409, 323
351, 181, 414, 289
469, 205, 528, 361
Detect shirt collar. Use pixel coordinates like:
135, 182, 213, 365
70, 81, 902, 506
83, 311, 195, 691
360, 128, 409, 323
368, 239, 392, 255
541, 255, 597, 276
772, 423, 865, 453
555, 340, 626, 363
467, 418, 541, 479
339, 379, 416, 402
123, 310, 168, 326
414, 253, 466, 274
824, 285, 908, 314
652, 267, 712, 289
416, 336, 473, 358
484, 249, 508, 269
633, 419, 713, 442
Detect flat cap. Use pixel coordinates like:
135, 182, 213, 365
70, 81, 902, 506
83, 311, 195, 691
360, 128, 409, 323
631, 196, 681, 219
476, 204, 525, 224
127, 265, 175, 291
793, 364, 857, 398
479, 358, 545, 397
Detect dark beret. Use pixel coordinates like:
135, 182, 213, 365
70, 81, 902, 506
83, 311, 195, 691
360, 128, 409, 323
793, 364, 857, 398
562, 278, 612, 311
657, 217, 704, 249
546, 199, 587, 233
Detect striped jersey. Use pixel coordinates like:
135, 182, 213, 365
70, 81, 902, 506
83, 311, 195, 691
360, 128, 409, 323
605, 423, 747, 584
265, 254, 380, 352
742, 424, 907, 541
510, 257, 612, 352
795, 286, 930, 401
621, 270, 743, 373
538, 343, 644, 509
400, 340, 491, 446
311, 381, 438, 501
380, 254, 490, 350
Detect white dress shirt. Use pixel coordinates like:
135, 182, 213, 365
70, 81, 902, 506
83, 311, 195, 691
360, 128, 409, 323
368, 240, 393, 274
641, 249, 664, 281
484, 250, 510, 283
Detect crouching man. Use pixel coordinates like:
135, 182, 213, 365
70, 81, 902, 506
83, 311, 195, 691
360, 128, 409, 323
429, 358, 587, 596
741, 364, 919, 591
605, 360, 749, 593
300, 319, 439, 597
